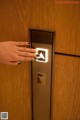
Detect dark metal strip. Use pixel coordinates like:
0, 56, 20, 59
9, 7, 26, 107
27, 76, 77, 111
55, 52, 80, 58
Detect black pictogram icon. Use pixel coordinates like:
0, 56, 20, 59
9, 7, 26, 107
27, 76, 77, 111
36, 48, 48, 63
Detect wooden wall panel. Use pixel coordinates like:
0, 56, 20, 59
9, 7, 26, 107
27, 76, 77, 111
0, 0, 55, 120
0, 1, 32, 120
29, 0, 55, 30
53, 55, 80, 120
55, 4, 80, 55
0, 0, 80, 120
0, 63, 31, 120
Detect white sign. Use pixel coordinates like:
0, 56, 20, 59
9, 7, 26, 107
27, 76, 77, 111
36, 48, 48, 63
0, 112, 8, 119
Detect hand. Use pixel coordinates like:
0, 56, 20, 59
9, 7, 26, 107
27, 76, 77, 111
0, 41, 36, 65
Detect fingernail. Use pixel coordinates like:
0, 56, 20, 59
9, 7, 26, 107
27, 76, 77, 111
36, 54, 40, 57
34, 57, 36, 60
34, 58, 38, 60
28, 42, 31, 45
18, 62, 21, 65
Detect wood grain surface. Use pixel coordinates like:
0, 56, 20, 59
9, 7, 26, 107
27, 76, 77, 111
53, 54, 80, 120
0, 1, 32, 120
0, 0, 80, 120
0, 63, 31, 120
55, 4, 80, 55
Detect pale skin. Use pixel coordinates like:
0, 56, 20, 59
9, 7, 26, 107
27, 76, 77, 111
0, 41, 36, 65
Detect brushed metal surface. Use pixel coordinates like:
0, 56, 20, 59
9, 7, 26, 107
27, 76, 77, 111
31, 43, 53, 120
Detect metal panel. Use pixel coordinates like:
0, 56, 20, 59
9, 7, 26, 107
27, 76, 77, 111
30, 29, 54, 120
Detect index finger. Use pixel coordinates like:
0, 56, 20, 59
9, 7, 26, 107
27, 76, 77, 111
15, 41, 30, 46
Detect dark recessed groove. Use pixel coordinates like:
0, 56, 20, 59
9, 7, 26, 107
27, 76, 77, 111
55, 52, 80, 58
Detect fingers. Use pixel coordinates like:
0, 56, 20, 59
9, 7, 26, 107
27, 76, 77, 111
7, 61, 21, 65
14, 41, 30, 47
17, 47, 36, 53
9, 55, 36, 65
18, 52, 36, 58
11, 41, 37, 63
14, 56, 35, 62
17, 46, 36, 58
14, 41, 36, 53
